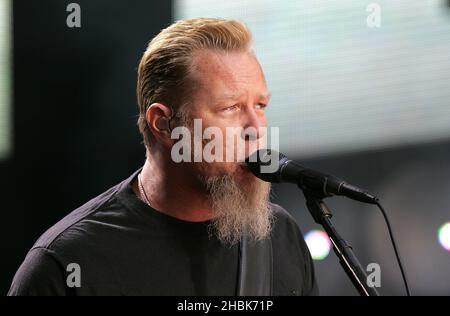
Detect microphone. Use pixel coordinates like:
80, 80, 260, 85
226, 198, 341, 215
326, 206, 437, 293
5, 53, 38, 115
245, 149, 379, 204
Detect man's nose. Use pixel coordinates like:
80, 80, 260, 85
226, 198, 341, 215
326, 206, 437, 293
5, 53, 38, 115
241, 107, 266, 141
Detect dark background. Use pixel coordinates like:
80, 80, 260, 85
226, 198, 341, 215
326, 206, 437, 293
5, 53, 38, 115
0, 0, 171, 295
2, 0, 450, 295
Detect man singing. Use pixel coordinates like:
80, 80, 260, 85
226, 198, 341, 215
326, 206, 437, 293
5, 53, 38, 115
8, 18, 318, 296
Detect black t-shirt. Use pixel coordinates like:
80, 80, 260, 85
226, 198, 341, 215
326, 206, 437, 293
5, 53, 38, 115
8, 169, 318, 296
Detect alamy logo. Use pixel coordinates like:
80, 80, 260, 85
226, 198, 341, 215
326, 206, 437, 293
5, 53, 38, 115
366, 263, 381, 288
66, 3, 81, 28
66, 263, 81, 288
170, 119, 280, 173
366, 3, 381, 28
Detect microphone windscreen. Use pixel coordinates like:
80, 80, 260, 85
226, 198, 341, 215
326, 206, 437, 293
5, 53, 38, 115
245, 149, 286, 182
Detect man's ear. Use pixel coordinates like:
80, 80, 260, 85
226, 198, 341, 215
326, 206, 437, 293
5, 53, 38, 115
145, 103, 174, 146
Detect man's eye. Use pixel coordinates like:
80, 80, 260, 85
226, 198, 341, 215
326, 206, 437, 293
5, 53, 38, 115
223, 105, 239, 112
256, 103, 267, 110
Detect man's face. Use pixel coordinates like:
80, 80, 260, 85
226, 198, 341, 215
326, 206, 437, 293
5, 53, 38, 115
172, 49, 273, 244
186, 49, 271, 181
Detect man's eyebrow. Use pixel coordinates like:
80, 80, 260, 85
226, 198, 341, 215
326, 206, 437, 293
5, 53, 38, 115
260, 92, 272, 100
215, 91, 244, 101
215, 91, 272, 102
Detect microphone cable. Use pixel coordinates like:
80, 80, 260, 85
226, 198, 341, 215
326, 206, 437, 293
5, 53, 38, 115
376, 201, 411, 296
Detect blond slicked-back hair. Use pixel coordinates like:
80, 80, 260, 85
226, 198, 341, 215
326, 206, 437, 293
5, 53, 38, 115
137, 18, 253, 148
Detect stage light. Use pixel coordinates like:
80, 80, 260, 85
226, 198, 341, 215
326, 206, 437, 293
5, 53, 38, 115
0, 0, 12, 160
304, 230, 331, 261
438, 222, 450, 252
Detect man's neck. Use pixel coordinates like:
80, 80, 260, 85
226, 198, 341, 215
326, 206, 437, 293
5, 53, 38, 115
132, 156, 214, 222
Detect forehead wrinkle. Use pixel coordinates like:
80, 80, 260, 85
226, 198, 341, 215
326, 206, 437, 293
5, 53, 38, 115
190, 51, 239, 100
190, 50, 269, 106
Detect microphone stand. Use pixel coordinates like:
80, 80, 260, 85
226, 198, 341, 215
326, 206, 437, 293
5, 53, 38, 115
301, 188, 380, 296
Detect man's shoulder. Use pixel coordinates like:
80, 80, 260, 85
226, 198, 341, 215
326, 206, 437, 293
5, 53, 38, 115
32, 178, 128, 251
8, 177, 134, 296
270, 202, 295, 220
269, 202, 308, 245
269, 202, 300, 230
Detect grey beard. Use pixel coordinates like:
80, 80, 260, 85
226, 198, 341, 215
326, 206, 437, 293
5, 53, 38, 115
200, 174, 273, 246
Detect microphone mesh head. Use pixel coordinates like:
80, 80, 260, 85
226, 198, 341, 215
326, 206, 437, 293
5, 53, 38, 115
245, 149, 285, 182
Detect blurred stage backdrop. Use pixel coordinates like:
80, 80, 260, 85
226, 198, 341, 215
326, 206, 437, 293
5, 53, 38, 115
1, 0, 449, 295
